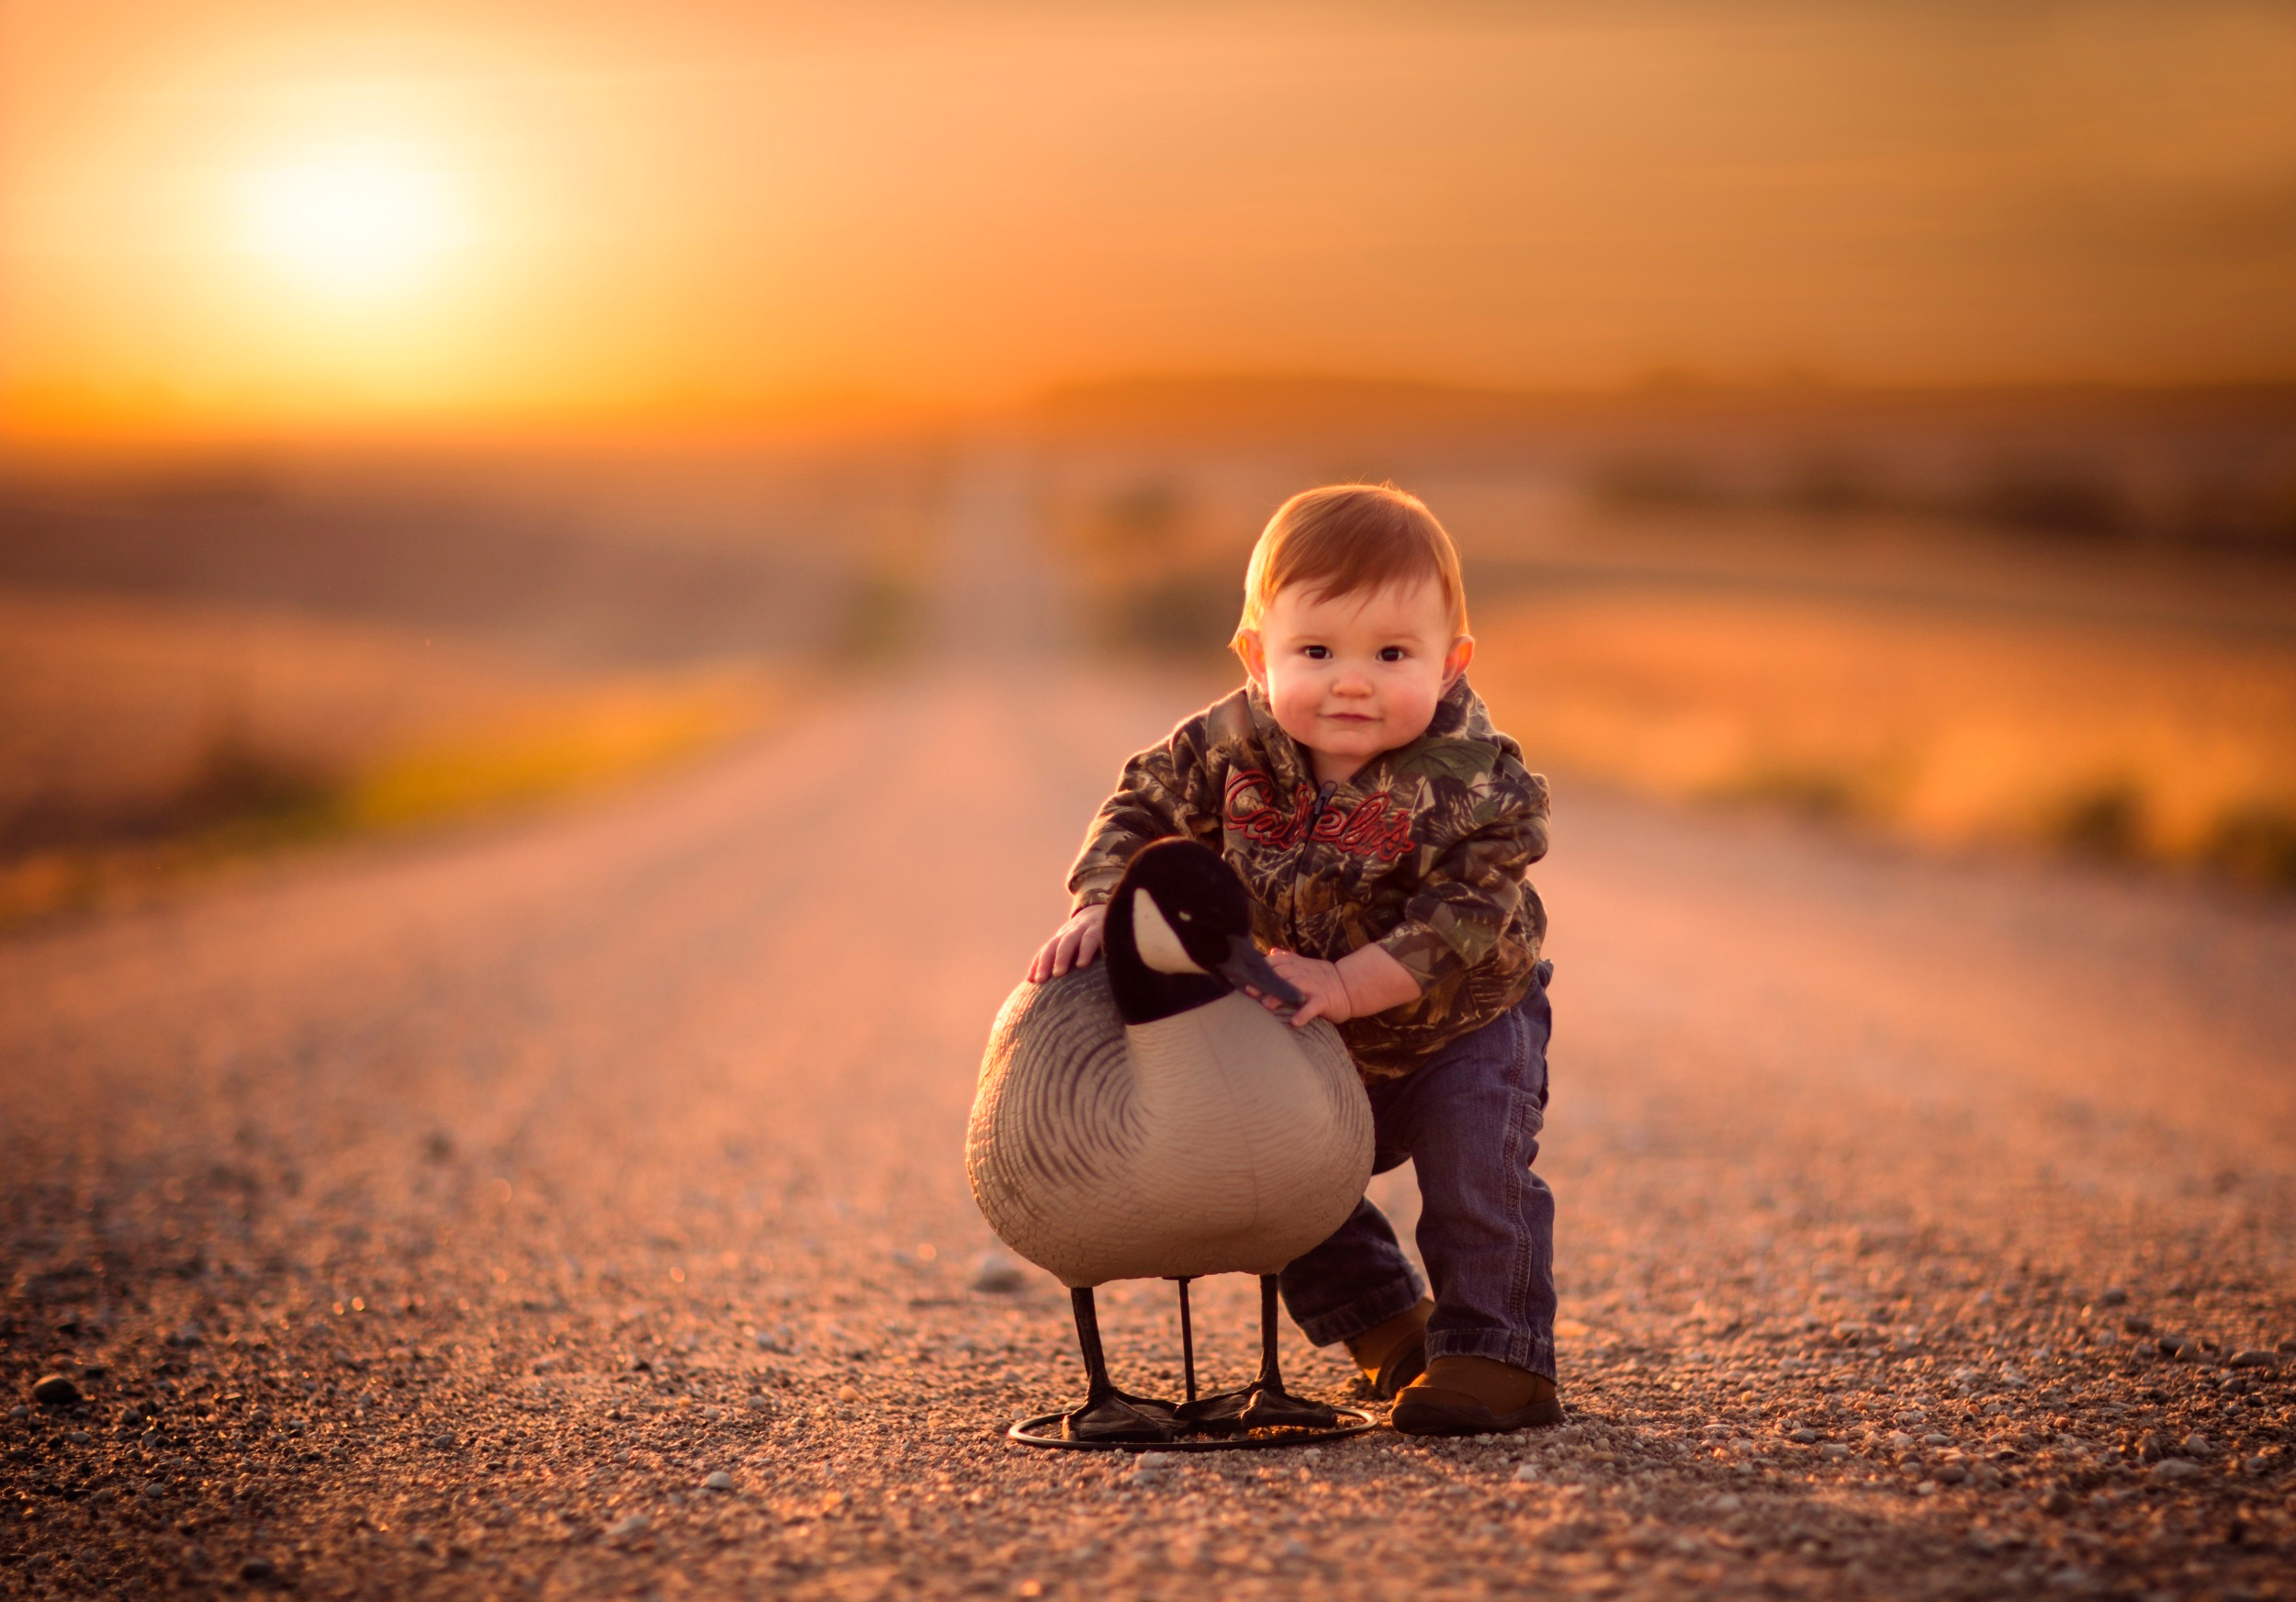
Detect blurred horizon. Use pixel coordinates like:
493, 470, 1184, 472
8, 369, 2296, 457
7, 0, 2296, 443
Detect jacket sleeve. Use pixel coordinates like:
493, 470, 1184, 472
1065, 717, 1222, 909
1371, 774, 1549, 991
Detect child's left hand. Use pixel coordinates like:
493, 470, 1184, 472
1252, 944, 1423, 1028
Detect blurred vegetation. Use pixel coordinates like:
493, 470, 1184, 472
839, 570, 921, 663
0, 713, 338, 858
0, 672, 778, 929
0, 445, 941, 927
2050, 783, 2148, 863
2204, 805, 2296, 887
1115, 570, 1240, 654
1053, 476, 1247, 662
1591, 449, 2296, 549
1036, 376, 2296, 555
343, 674, 772, 831
1468, 592, 2296, 892
1705, 762, 1861, 823
1590, 457, 1729, 513
1971, 462, 2129, 540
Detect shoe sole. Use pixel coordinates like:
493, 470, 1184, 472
1389, 1390, 1565, 1437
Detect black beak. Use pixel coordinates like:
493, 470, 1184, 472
1215, 934, 1304, 1009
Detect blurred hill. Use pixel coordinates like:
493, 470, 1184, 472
0, 446, 946, 666
1029, 377, 2296, 553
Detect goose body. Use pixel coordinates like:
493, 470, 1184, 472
967, 838, 1377, 1441
968, 962, 1372, 1288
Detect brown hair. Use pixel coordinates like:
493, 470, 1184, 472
1232, 483, 1467, 656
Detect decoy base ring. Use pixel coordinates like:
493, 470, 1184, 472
1005, 1407, 1378, 1451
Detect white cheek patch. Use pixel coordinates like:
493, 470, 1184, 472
1131, 889, 1209, 976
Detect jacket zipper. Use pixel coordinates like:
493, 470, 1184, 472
1305, 779, 1338, 835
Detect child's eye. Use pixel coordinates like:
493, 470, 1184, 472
1378, 646, 1407, 662
1302, 645, 1331, 660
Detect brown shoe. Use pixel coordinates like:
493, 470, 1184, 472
1390, 1356, 1563, 1436
1344, 1299, 1433, 1400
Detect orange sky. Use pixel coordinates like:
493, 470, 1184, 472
5, 1, 2294, 438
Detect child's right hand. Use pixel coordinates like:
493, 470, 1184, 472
1027, 903, 1109, 983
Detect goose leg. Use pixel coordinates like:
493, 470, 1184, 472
1238, 1273, 1342, 1428
1176, 1277, 1198, 1404
1061, 1287, 1182, 1444
1176, 1275, 1340, 1434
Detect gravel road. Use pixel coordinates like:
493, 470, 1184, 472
4, 464, 2293, 1601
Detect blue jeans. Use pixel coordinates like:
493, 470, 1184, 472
1278, 976, 1557, 1380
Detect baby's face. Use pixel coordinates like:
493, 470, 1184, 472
1241, 577, 1471, 784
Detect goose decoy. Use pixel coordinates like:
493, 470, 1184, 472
968, 839, 1375, 1442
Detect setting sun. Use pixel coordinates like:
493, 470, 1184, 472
237, 145, 458, 299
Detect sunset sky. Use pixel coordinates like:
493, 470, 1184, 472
5, 1, 2293, 439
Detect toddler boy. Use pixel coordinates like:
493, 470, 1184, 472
1027, 483, 1559, 1435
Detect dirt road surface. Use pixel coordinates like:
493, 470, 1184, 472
5, 460, 2293, 1601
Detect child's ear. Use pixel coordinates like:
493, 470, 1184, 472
1233, 628, 1268, 686
1442, 634, 1475, 688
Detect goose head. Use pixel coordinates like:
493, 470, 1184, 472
1102, 839, 1305, 1026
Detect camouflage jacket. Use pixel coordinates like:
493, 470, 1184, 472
1067, 677, 1548, 1078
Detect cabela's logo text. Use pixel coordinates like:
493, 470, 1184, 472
1222, 772, 1415, 862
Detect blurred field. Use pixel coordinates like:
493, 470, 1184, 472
0, 446, 953, 926
0, 584, 782, 926
1470, 592, 2296, 885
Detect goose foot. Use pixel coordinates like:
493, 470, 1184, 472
1176, 1273, 1340, 1434
1060, 1286, 1184, 1442
1112, 1388, 1181, 1420
1063, 1392, 1185, 1444
1176, 1383, 1338, 1435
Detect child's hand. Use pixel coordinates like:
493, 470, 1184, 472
1027, 904, 1108, 982
1257, 950, 1353, 1026
1251, 943, 1424, 1028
